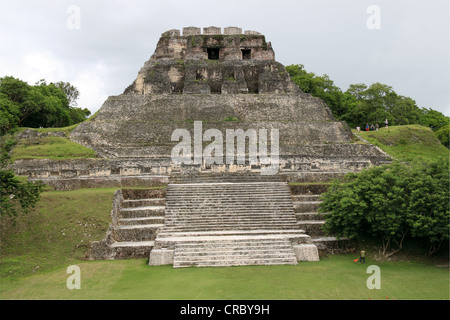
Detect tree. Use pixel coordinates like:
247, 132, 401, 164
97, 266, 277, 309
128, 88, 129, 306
54, 81, 80, 107
320, 160, 449, 257
0, 76, 90, 133
285, 64, 449, 141
285, 64, 347, 119
0, 93, 21, 135
0, 137, 44, 217
419, 108, 449, 131
434, 125, 449, 148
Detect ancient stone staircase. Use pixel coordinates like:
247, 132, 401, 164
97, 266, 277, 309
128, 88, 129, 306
149, 173, 318, 267
86, 189, 166, 260
290, 186, 355, 255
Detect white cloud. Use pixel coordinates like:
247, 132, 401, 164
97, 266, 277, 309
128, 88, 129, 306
71, 63, 109, 113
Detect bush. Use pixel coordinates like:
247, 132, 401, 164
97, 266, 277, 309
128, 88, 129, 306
320, 159, 449, 257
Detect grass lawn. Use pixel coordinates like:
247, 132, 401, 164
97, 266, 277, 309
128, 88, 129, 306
0, 188, 117, 278
353, 124, 449, 162
1, 254, 448, 300
1, 188, 448, 300
11, 136, 97, 160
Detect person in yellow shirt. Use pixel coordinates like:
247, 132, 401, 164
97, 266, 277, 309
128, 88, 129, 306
359, 250, 366, 264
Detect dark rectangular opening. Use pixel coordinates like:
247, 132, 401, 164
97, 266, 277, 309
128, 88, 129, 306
210, 83, 222, 94
207, 48, 220, 60
242, 49, 251, 60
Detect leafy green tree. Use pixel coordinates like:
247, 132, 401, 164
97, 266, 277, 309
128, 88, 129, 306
0, 93, 21, 135
0, 76, 90, 133
285, 64, 348, 119
54, 81, 80, 107
419, 108, 449, 131
434, 125, 449, 148
406, 159, 450, 255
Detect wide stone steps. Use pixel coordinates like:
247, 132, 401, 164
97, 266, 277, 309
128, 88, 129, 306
289, 188, 355, 254
148, 177, 317, 267
173, 237, 298, 268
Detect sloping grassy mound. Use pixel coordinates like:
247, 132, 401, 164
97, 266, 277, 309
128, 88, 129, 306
0, 188, 115, 278
11, 136, 97, 160
353, 125, 449, 162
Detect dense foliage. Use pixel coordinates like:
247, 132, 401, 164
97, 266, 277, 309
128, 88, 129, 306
320, 159, 449, 257
0, 137, 44, 217
0, 76, 90, 135
286, 64, 449, 147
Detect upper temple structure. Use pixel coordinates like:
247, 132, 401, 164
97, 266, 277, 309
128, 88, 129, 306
123, 26, 300, 95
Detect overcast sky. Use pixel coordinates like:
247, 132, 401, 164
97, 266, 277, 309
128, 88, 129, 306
1, 0, 448, 116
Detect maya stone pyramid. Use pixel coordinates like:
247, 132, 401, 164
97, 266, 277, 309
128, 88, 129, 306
66, 26, 391, 267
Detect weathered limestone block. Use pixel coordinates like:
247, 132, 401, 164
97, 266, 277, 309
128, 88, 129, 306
183, 26, 201, 36
149, 249, 174, 266
245, 30, 261, 35
293, 244, 320, 261
203, 26, 221, 34
224, 26, 242, 35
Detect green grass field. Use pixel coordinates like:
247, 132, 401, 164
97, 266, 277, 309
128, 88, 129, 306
1, 187, 448, 300
1, 255, 448, 300
11, 136, 97, 160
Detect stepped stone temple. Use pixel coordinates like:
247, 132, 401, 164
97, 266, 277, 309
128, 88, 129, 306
14, 26, 391, 267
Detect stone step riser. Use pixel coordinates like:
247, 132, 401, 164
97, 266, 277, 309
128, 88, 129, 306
156, 231, 307, 238
163, 217, 296, 221
108, 245, 154, 259
175, 254, 297, 262
121, 199, 166, 208
161, 227, 302, 233
295, 213, 328, 221
119, 210, 165, 218
175, 248, 294, 255
163, 219, 297, 225
118, 218, 165, 225
293, 203, 321, 213
297, 223, 325, 236
164, 211, 295, 216
174, 260, 297, 268
292, 195, 320, 201
112, 226, 160, 242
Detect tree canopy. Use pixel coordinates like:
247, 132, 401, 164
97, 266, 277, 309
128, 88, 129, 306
0, 76, 90, 135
